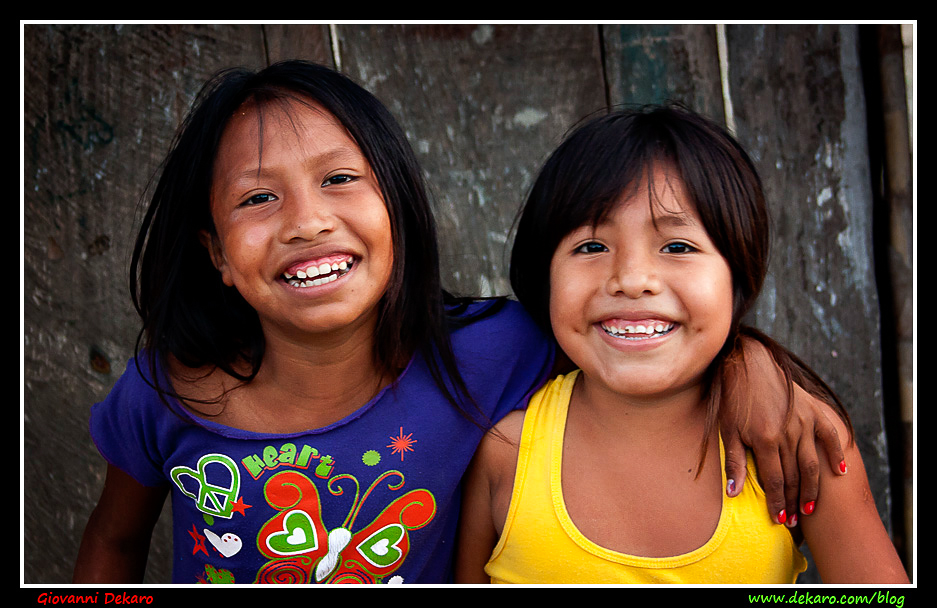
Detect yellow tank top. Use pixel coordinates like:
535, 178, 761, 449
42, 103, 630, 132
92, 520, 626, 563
485, 371, 807, 584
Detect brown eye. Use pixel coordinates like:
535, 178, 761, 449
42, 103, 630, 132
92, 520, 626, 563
662, 242, 695, 254
575, 242, 607, 254
321, 174, 355, 187
241, 193, 276, 207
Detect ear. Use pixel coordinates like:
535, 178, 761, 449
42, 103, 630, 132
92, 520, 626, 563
199, 229, 234, 287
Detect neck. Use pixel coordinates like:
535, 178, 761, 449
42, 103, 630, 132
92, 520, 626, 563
257, 315, 391, 413
572, 372, 710, 445
169, 312, 398, 433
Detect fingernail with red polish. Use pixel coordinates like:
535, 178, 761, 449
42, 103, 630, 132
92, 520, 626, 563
727, 479, 736, 495
803, 501, 815, 515
788, 513, 798, 527
839, 460, 848, 474
777, 509, 786, 524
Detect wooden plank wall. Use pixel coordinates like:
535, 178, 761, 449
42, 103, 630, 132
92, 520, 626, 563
22, 23, 913, 584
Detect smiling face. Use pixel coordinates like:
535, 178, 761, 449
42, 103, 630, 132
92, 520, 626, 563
548, 164, 734, 406
203, 96, 394, 343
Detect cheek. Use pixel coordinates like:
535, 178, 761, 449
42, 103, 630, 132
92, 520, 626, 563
369, 212, 395, 280
548, 266, 592, 344
237, 223, 275, 251
685, 264, 734, 339
713, 264, 735, 324
212, 225, 271, 287
547, 260, 569, 328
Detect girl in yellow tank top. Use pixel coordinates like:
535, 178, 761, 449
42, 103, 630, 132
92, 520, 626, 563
455, 105, 908, 585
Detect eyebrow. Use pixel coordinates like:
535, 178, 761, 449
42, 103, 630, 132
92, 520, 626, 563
651, 211, 697, 228
226, 146, 367, 184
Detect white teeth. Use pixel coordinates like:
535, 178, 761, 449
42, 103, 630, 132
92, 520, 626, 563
283, 257, 354, 285
304, 274, 338, 287
289, 274, 339, 288
601, 322, 674, 338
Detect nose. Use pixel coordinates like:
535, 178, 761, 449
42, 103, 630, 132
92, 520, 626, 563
281, 186, 335, 242
606, 248, 662, 298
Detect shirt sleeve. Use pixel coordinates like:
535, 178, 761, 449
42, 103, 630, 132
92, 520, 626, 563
88, 357, 175, 487
449, 299, 556, 424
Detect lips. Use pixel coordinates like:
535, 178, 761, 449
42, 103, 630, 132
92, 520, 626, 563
281, 254, 355, 288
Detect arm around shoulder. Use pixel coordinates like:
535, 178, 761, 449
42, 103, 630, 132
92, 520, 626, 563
73, 464, 169, 584
721, 333, 847, 523
798, 411, 909, 584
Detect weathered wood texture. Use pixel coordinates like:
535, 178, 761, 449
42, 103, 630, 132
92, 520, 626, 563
724, 26, 901, 581
336, 25, 607, 298
22, 23, 912, 584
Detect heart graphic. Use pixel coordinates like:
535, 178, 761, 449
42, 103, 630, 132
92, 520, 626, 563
357, 524, 405, 568
266, 510, 319, 556
287, 528, 306, 545
371, 538, 390, 556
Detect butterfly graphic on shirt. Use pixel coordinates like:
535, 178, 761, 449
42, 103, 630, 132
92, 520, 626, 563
254, 469, 436, 584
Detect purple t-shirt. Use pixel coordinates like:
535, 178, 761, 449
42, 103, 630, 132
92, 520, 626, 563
90, 299, 553, 584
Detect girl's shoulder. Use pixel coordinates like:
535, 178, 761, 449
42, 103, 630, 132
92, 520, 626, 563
446, 296, 543, 343
94, 351, 224, 425
89, 353, 189, 487
475, 407, 525, 475
446, 297, 553, 370
99, 352, 168, 407
445, 295, 510, 325
440, 297, 555, 419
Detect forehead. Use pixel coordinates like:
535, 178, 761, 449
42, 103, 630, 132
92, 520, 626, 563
583, 164, 701, 232
223, 96, 353, 149
212, 96, 365, 179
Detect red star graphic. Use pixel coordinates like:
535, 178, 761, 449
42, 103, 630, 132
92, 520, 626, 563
229, 495, 251, 516
189, 524, 208, 556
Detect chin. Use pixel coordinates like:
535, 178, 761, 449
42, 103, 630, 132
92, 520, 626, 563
588, 364, 707, 402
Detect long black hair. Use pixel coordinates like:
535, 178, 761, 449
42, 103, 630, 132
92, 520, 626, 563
132, 60, 488, 424
510, 103, 852, 466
